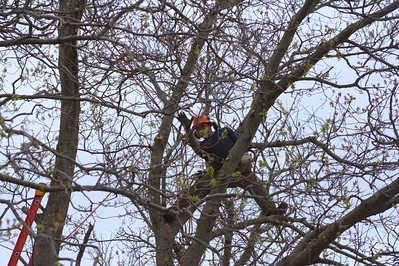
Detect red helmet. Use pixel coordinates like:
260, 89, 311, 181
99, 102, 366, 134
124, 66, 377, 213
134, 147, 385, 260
191, 115, 212, 129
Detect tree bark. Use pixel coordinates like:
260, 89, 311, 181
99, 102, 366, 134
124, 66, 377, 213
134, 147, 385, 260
180, 2, 319, 264
180, 0, 399, 263
148, 1, 244, 265
33, 0, 83, 264
276, 175, 399, 266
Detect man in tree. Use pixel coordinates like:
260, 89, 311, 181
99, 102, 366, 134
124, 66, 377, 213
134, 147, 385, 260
176, 112, 287, 216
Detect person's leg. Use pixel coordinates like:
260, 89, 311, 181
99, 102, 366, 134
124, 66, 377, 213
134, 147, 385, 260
231, 171, 287, 216
178, 171, 212, 208
164, 171, 214, 223
178, 158, 287, 215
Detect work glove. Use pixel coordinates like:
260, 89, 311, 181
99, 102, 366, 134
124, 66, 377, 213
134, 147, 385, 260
176, 112, 192, 130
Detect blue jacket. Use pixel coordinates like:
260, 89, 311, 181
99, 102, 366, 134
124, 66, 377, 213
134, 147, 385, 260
199, 127, 239, 161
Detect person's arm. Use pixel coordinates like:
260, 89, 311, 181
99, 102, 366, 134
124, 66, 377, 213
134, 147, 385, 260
185, 130, 200, 150
176, 112, 202, 154
186, 130, 214, 162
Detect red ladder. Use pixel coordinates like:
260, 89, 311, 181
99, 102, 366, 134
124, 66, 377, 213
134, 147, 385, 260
8, 184, 46, 266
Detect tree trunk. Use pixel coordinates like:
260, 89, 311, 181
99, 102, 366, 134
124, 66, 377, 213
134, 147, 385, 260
148, 3, 225, 265
33, 0, 82, 264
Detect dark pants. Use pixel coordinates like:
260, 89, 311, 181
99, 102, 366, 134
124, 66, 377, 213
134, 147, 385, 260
178, 170, 280, 216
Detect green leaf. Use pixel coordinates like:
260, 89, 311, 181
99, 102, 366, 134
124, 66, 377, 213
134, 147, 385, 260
258, 160, 268, 168
178, 182, 187, 189
188, 194, 200, 203
206, 166, 214, 177
210, 178, 216, 187
321, 123, 329, 133
232, 171, 241, 177
342, 198, 351, 209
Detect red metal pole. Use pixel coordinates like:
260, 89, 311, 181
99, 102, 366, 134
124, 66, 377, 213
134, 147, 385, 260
8, 185, 46, 266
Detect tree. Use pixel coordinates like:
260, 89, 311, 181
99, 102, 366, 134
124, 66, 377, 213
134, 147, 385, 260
1, 0, 399, 265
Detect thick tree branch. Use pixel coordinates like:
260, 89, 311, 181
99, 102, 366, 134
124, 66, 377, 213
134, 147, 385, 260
277, 175, 399, 266
181, 2, 321, 264
149, 0, 245, 265
279, 0, 399, 89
